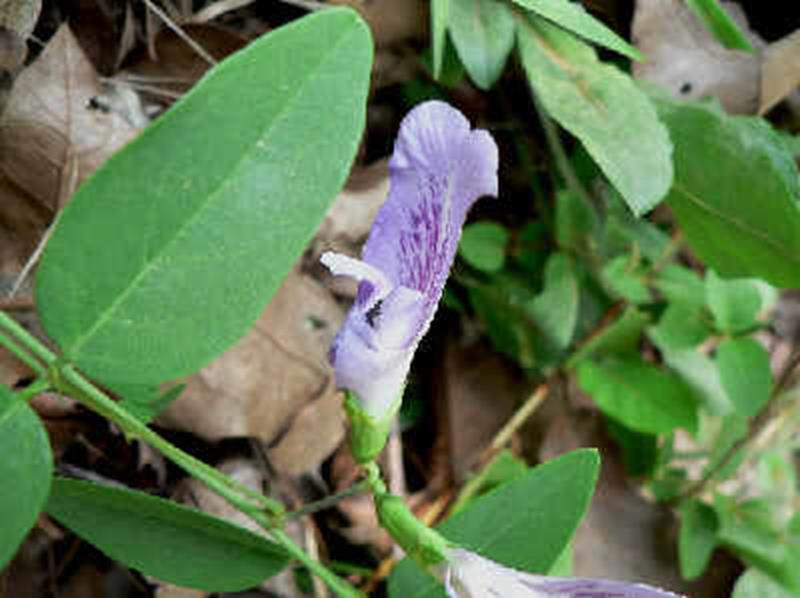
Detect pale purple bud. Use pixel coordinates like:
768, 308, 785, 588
322, 101, 499, 417
444, 549, 684, 598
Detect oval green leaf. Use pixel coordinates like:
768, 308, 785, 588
511, 0, 642, 60
388, 449, 600, 598
46, 477, 289, 591
517, 14, 673, 215
658, 100, 800, 288
448, 0, 515, 90
36, 8, 373, 385
577, 357, 698, 434
0, 385, 53, 569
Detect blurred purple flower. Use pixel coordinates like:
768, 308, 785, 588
444, 549, 684, 598
321, 101, 498, 417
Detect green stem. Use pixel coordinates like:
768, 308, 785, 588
267, 525, 364, 598
0, 329, 46, 376
0, 311, 57, 365
15, 377, 52, 402
0, 310, 359, 596
286, 480, 371, 520
59, 364, 282, 516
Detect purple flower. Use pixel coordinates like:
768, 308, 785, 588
444, 549, 684, 598
322, 101, 498, 417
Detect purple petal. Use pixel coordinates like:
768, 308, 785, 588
444, 549, 684, 598
322, 101, 498, 415
363, 100, 499, 332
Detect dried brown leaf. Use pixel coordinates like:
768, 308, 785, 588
159, 269, 344, 455
760, 30, 800, 115
0, 24, 138, 210
633, 0, 762, 114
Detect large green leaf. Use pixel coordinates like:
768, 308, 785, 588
448, 0, 515, 90
685, 0, 753, 52
658, 100, 800, 288
516, 14, 672, 215
46, 478, 289, 591
511, 0, 642, 60
388, 449, 600, 598
36, 9, 372, 385
0, 385, 53, 569
577, 357, 698, 434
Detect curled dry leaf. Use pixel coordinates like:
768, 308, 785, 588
760, 30, 800, 115
159, 269, 344, 449
0, 24, 139, 212
633, 0, 762, 114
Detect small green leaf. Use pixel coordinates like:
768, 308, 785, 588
685, 0, 754, 52
577, 358, 698, 434
568, 306, 649, 367
36, 9, 373, 386
679, 499, 718, 580
448, 0, 514, 89
431, 0, 450, 78
511, 0, 642, 60
658, 99, 800, 288
388, 450, 600, 598
459, 221, 509, 272
0, 385, 53, 569
46, 478, 289, 591
717, 338, 771, 417
529, 252, 580, 351
733, 569, 796, 598
654, 265, 707, 311
516, 14, 673, 215
706, 271, 763, 334
602, 255, 652, 303
715, 497, 788, 575
649, 304, 712, 351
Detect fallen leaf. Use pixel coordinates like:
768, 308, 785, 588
0, 24, 138, 211
267, 386, 346, 476
159, 268, 344, 450
328, 0, 426, 47
632, 0, 762, 114
760, 30, 800, 115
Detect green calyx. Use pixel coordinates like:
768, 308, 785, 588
344, 391, 402, 463
375, 493, 450, 568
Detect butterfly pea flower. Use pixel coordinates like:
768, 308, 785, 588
322, 100, 498, 460
443, 549, 684, 598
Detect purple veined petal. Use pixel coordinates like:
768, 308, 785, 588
322, 101, 499, 416
444, 549, 685, 598
362, 100, 499, 336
